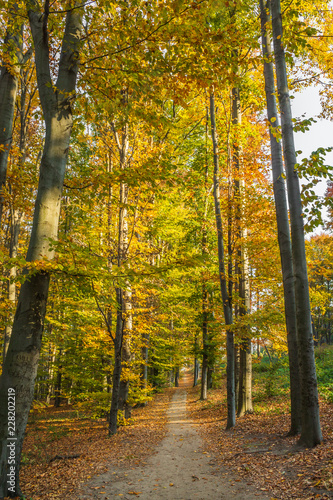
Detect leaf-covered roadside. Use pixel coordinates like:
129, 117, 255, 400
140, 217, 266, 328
13, 389, 173, 500
187, 384, 333, 500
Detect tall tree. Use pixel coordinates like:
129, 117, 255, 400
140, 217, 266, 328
260, 0, 301, 435
0, 4, 23, 229
271, 0, 322, 447
0, 1, 84, 496
210, 89, 235, 429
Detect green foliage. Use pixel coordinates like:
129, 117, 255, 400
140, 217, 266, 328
253, 346, 333, 405
76, 392, 111, 419
296, 147, 333, 231
315, 345, 333, 403
253, 357, 289, 401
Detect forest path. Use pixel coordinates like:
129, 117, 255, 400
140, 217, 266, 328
79, 372, 269, 500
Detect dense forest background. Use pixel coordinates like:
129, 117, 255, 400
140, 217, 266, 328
1, 0, 333, 496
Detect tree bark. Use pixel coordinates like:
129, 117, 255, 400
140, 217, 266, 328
271, 0, 322, 447
0, 13, 22, 229
109, 119, 132, 432
231, 86, 253, 417
260, 0, 301, 435
200, 104, 210, 401
210, 90, 235, 429
200, 358, 208, 400
193, 357, 199, 387
174, 367, 180, 387
200, 280, 209, 400
0, 3, 83, 496
109, 290, 123, 435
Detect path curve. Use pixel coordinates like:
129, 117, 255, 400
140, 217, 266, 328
79, 374, 270, 499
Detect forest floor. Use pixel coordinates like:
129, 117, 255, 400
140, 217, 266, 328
16, 371, 333, 500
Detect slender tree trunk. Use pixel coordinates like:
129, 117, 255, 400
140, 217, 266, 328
109, 290, 123, 435
260, 0, 301, 435
46, 344, 56, 405
118, 284, 132, 418
237, 236, 253, 416
3, 209, 20, 363
200, 104, 210, 401
207, 366, 213, 389
193, 357, 199, 387
3, 56, 30, 364
0, 17, 22, 229
0, 3, 83, 496
200, 281, 209, 400
109, 120, 132, 431
271, 0, 322, 447
231, 86, 253, 417
54, 348, 63, 408
210, 90, 235, 429
200, 358, 208, 400
175, 367, 180, 387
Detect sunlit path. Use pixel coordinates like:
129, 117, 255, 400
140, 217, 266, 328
79, 372, 270, 500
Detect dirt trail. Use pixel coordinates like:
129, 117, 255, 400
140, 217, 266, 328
79, 373, 270, 499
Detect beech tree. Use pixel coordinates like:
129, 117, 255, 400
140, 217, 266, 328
210, 89, 235, 429
0, 5, 23, 229
0, 1, 84, 495
271, 0, 322, 447
260, 0, 301, 435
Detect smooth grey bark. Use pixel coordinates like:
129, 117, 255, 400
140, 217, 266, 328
3, 55, 32, 364
200, 298, 208, 400
200, 108, 211, 401
237, 235, 253, 416
271, 0, 322, 447
0, 14, 22, 229
193, 357, 199, 387
0, 2, 83, 496
3, 209, 21, 363
200, 358, 208, 400
231, 86, 253, 417
207, 366, 213, 389
174, 367, 180, 387
260, 0, 301, 435
109, 289, 123, 435
109, 122, 132, 432
210, 90, 235, 429
118, 283, 132, 419
54, 348, 63, 408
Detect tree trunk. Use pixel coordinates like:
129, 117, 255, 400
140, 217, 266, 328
237, 340, 253, 416
0, 3, 83, 496
46, 344, 56, 405
118, 285, 132, 419
260, 0, 301, 435
271, 0, 322, 447
3, 54, 30, 364
54, 348, 63, 408
210, 90, 235, 429
140, 333, 149, 392
207, 366, 213, 389
0, 16, 22, 229
200, 280, 209, 400
200, 358, 208, 400
109, 119, 131, 431
3, 210, 20, 363
175, 367, 180, 387
193, 357, 199, 387
231, 85, 253, 417
109, 292, 123, 435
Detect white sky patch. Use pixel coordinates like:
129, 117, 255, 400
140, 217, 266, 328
291, 86, 333, 233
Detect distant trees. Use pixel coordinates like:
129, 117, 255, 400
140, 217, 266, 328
1, 0, 333, 494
